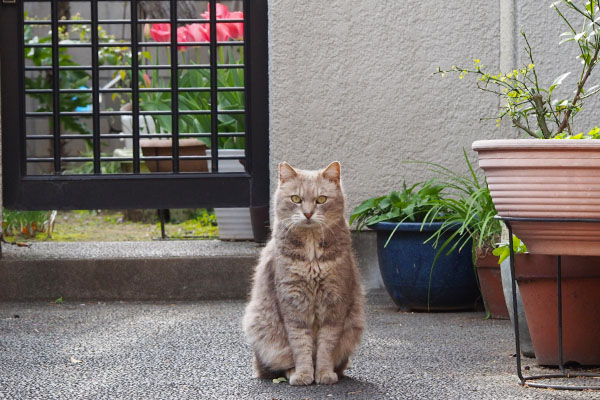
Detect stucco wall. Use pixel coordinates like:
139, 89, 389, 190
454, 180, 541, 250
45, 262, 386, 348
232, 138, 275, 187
269, 0, 501, 212
268, 0, 600, 214
516, 1, 600, 134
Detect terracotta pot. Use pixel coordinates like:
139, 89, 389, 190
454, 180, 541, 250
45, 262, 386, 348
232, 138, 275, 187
140, 139, 208, 173
515, 254, 600, 366
475, 252, 509, 320
472, 139, 600, 256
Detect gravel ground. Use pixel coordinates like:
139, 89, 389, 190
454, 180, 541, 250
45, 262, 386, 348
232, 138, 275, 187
1, 290, 599, 400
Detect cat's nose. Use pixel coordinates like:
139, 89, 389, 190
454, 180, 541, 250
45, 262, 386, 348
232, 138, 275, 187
304, 212, 313, 220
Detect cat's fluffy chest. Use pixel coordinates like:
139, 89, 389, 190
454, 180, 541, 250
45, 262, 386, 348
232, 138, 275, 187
304, 232, 324, 263
285, 231, 334, 281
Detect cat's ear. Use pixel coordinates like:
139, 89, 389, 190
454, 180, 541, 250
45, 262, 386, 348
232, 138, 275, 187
279, 162, 297, 183
322, 161, 341, 183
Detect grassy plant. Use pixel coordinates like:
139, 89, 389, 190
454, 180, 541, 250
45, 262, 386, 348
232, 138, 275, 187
418, 150, 502, 260
2, 210, 51, 238
350, 152, 502, 311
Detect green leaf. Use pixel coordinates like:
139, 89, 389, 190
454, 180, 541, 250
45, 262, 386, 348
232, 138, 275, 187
550, 72, 571, 92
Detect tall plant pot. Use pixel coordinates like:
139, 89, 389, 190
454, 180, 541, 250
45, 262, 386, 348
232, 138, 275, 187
514, 254, 600, 366
475, 252, 509, 319
472, 140, 600, 256
372, 222, 479, 311
140, 139, 208, 173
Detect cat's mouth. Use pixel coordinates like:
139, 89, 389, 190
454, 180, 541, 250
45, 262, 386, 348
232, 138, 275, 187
300, 218, 316, 227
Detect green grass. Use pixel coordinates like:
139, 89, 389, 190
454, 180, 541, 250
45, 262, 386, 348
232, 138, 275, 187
3, 209, 218, 242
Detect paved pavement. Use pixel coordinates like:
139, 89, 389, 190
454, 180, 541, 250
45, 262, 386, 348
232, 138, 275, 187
0, 290, 598, 399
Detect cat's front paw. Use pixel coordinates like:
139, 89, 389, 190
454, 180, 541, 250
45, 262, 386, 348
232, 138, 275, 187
289, 369, 314, 386
315, 369, 338, 385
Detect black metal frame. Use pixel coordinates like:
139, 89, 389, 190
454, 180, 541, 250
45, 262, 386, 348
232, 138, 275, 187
0, 0, 269, 210
499, 216, 600, 390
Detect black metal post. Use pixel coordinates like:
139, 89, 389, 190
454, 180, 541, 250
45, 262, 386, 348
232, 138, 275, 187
131, 0, 141, 173
209, 0, 219, 172
506, 221, 525, 384
169, 0, 180, 172
159, 209, 167, 239
50, 0, 61, 173
91, 0, 101, 174
557, 255, 565, 375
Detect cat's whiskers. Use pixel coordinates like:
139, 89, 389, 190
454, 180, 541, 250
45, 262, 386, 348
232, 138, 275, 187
313, 215, 339, 239
280, 218, 297, 239
276, 217, 293, 233
277, 217, 292, 230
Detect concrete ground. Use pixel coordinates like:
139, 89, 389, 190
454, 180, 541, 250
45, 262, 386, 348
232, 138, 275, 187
1, 290, 599, 400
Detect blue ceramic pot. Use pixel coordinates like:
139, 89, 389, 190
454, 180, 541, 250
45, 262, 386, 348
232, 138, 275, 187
372, 221, 479, 311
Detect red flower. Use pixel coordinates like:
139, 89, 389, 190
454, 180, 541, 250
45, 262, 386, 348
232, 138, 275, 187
217, 24, 232, 42
184, 23, 210, 43
201, 3, 231, 20
151, 23, 204, 51
150, 23, 171, 42
222, 11, 244, 40
150, 4, 243, 51
201, 3, 243, 41
142, 73, 151, 87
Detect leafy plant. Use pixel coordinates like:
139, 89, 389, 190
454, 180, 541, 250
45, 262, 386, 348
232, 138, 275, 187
349, 180, 448, 232
2, 210, 51, 238
141, 4, 245, 149
418, 150, 502, 259
350, 170, 480, 311
554, 125, 600, 138
24, 13, 92, 136
437, 0, 600, 139
493, 236, 528, 264
25, 12, 133, 175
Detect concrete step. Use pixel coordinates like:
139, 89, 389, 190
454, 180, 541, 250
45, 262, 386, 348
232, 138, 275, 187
0, 241, 260, 301
0, 232, 382, 301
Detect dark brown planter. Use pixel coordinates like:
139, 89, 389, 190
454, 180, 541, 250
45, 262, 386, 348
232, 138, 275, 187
475, 252, 509, 320
140, 139, 208, 173
515, 254, 600, 366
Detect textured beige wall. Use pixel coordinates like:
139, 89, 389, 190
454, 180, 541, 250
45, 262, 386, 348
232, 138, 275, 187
268, 0, 503, 212
268, 0, 600, 214
516, 1, 600, 134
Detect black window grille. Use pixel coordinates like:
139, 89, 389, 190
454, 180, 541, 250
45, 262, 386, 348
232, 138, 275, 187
0, 0, 269, 210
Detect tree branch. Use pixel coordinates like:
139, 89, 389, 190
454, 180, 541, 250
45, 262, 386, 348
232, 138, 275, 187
557, 44, 600, 133
512, 118, 538, 138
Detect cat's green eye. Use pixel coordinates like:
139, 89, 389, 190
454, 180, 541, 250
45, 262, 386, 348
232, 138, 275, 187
316, 195, 327, 204
291, 195, 302, 204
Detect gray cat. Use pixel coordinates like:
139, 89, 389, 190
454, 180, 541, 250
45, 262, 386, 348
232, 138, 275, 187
242, 161, 365, 385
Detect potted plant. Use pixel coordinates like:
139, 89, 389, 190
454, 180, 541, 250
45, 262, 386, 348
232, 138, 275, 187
439, 0, 600, 255
350, 180, 480, 311
439, 0, 600, 365
418, 152, 508, 319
